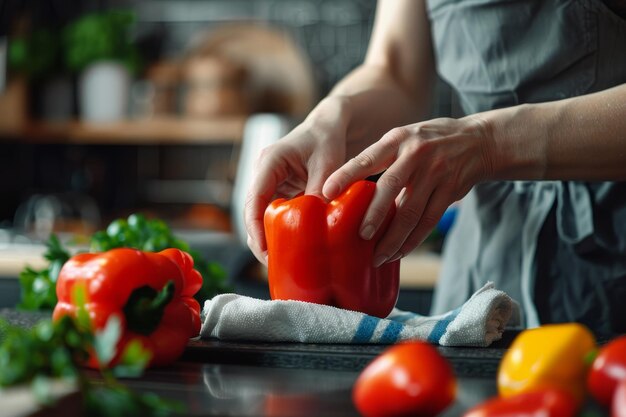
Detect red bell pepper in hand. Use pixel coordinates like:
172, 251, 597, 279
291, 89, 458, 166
588, 335, 626, 407
463, 389, 578, 417
264, 180, 400, 318
352, 341, 456, 417
52, 248, 203, 367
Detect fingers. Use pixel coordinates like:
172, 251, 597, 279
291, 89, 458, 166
370, 180, 428, 266
319, 124, 453, 267
376, 187, 451, 266
244, 151, 287, 265
244, 185, 271, 265
322, 127, 407, 200
247, 235, 268, 265
305, 156, 340, 199
358, 151, 418, 242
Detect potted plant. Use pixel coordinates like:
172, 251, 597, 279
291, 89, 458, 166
63, 10, 141, 123
8, 28, 73, 122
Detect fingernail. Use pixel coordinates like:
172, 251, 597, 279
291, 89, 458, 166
388, 252, 403, 262
323, 182, 340, 198
360, 225, 376, 240
373, 255, 388, 268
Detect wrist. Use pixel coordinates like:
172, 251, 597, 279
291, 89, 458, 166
301, 95, 352, 143
471, 104, 549, 181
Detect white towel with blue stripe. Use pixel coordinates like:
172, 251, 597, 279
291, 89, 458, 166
200, 282, 516, 346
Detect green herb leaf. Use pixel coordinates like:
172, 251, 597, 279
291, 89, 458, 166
31, 375, 57, 406
18, 235, 71, 311
0, 317, 85, 387
85, 385, 183, 417
0, 315, 182, 416
113, 339, 152, 378
94, 315, 123, 366
71, 284, 92, 331
45, 235, 71, 264
18, 267, 57, 310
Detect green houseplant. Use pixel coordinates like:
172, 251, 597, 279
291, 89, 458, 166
8, 28, 60, 80
7, 28, 74, 121
63, 10, 141, 122
63, 10, 141, 75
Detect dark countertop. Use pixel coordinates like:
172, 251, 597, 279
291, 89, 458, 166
0, 309, 608, 417
118, 357, 498, 417
171, 338, 508, 417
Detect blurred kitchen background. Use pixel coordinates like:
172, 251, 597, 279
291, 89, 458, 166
0, 0, 460, 311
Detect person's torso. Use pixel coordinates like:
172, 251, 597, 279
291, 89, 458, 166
427, 0, 626, 339
427, 0, 626, 113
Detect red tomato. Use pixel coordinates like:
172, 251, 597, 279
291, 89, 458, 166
463, 389, 578, 417
588, 336, 626, 407
352, 341, 456, 417
613, 380, 626, 417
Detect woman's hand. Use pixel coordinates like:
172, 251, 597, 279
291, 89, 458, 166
244, 97, 351, 264
323, 116, 495, 266
244, 0, 437, 266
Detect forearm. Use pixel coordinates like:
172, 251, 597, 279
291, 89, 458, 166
481, 83, 626, 181
305, 0, 435, 159
326, 65, 434, 157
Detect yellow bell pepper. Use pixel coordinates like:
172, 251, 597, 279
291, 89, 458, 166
497, 323, 596, 403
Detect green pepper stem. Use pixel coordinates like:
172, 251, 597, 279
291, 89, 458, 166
123, 281, 175, 336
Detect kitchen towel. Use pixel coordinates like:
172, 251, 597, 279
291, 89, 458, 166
200, 282, 517, 347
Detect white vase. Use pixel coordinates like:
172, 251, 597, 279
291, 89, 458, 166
79, 61, 130, 123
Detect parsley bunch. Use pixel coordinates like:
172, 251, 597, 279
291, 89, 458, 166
0, 312, 182, 416
19, 235, 71, 310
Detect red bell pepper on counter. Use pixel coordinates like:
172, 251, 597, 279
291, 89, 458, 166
613, 381, 626, 417
588, 335, 626, 408
463, 389, 578, 417
353, 341, 456, 417
264, 180, 400, 318
52, 248, 203, 367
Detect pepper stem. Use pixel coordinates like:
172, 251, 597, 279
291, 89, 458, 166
584, 348, 599, 367
123, 281, 175, 336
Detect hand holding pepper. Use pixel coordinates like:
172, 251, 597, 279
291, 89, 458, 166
244, 97, 352, 265
322, 117, 493, 267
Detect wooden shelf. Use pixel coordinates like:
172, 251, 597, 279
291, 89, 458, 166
0, 116, 247, 145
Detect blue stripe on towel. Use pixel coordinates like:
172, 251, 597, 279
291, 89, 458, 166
427, 307, 461, 344
352, 316, 380, 343
379, 321, 404, 344
389, 311, 419, 323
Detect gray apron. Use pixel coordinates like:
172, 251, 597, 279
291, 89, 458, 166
427, 0, 626, 340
